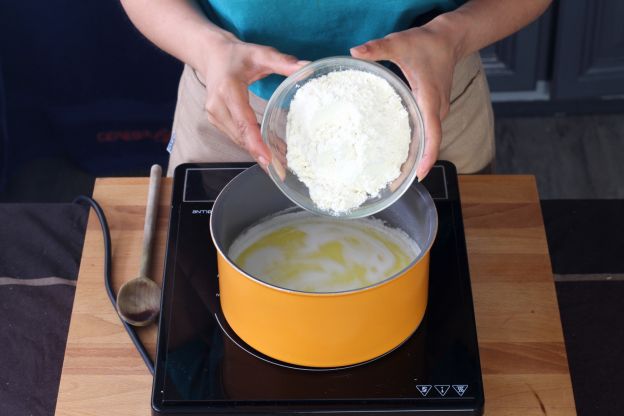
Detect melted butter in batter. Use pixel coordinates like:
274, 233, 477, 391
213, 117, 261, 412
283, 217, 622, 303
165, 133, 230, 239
228, 211, 420, 293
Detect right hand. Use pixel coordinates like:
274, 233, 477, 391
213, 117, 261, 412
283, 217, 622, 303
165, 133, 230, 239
198, 35, 306, 169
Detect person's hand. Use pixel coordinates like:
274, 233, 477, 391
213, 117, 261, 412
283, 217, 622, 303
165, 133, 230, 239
197, 35, 306, 168
351, 25, 460, 180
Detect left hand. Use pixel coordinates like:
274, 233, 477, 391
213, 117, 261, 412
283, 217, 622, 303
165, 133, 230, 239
351, 25, 460, 180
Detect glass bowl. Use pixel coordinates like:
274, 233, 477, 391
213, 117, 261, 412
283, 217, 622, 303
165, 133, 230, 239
261, 56, 424, 219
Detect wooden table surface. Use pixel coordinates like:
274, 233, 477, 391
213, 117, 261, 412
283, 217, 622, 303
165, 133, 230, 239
55, 175, 576, 416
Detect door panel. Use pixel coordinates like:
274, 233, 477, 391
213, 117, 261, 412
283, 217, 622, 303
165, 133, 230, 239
552, 1, 624, 99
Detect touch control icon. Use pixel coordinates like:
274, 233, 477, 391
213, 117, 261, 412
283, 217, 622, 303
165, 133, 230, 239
415, 385, 432, 396
434, 385, 450, 396
453, 385, 469, 396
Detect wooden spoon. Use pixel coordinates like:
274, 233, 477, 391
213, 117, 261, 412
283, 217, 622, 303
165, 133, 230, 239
116, 165, 163, 326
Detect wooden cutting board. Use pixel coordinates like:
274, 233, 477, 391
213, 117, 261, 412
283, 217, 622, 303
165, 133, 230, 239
55, 175, 576, 415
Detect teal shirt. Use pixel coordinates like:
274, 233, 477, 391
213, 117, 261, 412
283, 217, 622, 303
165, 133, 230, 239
201, 0, 466, 100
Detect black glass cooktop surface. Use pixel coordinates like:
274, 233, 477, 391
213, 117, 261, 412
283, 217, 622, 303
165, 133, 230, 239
152, 162, 483, 415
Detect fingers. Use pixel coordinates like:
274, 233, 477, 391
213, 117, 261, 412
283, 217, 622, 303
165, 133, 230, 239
393, 62, 442, 181
203, 43, 309, 169
227, 82, 272, 166
271, 137, 288, 181
202, 42, 309, 170
205, 80, 271, 168
253, 46, 308, 78
352, 30, 452, 180
205, 98, 236, 142
350, 36, 397, 61
415, 91, 442, 181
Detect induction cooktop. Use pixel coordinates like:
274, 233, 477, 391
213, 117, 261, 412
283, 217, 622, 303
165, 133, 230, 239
152, 161, 484, 415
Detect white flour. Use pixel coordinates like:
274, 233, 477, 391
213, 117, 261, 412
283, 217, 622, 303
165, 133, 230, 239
286, 69, 411, 214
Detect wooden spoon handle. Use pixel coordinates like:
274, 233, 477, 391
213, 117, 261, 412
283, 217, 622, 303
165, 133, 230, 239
139, 165, 162, 279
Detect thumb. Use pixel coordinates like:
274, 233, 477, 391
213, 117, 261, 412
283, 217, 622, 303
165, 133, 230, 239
350, 38, 395, 61
255, 46, 307, 77
415, 100, 442, 181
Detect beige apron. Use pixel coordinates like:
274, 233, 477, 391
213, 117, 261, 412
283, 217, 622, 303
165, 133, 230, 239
166, 53, 494, 177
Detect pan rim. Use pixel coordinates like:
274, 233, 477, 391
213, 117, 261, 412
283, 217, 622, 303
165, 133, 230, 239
210, 166, 438, 296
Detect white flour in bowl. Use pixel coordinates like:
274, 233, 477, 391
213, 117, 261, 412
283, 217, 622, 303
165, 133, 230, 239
286, 69, 411, 214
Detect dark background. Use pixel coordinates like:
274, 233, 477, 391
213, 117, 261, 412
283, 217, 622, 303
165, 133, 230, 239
0, 0, 181, 193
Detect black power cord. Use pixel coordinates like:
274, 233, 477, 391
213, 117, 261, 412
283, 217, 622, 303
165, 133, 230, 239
73, 195, 155, 375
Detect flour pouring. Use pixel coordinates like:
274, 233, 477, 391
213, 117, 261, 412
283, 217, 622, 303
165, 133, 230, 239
285, 69, 412, 215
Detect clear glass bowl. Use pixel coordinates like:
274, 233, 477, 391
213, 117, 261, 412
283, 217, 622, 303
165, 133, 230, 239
261, 56, 425, 219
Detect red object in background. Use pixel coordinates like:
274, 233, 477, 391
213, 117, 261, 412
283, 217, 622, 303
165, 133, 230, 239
96, 128, 170, 144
